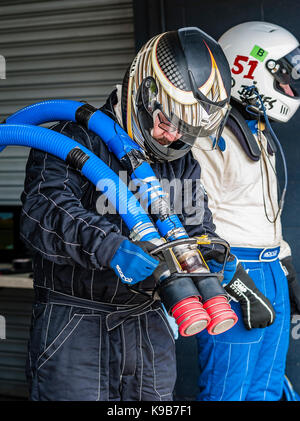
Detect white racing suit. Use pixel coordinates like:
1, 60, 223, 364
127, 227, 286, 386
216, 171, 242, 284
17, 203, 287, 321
192, 114, 291, 401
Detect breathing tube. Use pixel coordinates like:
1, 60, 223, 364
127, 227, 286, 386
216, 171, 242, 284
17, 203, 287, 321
244, 85, 288, 215
4, 100, 186, 238
0, 124, 157, 240
1, 100, 238, 336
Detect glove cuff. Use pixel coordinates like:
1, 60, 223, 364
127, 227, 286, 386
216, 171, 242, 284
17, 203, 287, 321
207, 255, 238, 284
99, 234, 128, 268
281, 255, 298, 283
224, 262, 251, 302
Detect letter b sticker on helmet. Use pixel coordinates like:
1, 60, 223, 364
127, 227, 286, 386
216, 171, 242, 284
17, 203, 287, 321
250, 45, 269, 62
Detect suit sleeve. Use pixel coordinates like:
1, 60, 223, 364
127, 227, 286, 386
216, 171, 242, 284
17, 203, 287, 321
20, 121, 126, 270
279, 238, 292, 260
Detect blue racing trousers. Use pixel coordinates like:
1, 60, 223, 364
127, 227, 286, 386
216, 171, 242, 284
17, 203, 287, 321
196, 247, 290, 401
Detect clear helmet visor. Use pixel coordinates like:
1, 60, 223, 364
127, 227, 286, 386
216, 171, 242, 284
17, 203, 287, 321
266, 46, 300, 98
137, 76, 231, 151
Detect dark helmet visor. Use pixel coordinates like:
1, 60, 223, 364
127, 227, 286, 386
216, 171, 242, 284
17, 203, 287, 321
267, 46, 300, 97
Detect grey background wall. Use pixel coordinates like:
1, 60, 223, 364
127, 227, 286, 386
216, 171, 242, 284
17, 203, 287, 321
0, 0, 136, 206
0, 0, 136, 400
133, 0, 300, 400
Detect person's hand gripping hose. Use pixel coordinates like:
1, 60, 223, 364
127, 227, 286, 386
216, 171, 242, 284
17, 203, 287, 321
109, 239, 159, 285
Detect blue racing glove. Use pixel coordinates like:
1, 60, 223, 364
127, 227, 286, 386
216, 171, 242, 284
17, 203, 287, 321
207, 254, 238, 283
109, 239, 159, 285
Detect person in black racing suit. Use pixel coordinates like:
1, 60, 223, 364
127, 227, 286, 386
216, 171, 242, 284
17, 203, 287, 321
21, 27, 232, 401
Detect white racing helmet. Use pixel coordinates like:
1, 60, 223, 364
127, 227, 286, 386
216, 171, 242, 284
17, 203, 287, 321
219, 21, 300, 122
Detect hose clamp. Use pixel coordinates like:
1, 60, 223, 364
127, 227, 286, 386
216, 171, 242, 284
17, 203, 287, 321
129, 222, 160, 242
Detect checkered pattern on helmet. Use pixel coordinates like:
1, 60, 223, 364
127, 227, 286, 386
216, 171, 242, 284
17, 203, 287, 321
156, 35, 187, 91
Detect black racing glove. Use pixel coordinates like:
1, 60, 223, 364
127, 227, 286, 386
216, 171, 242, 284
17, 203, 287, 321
281, 256, 300, 315
224, 262, 276, 330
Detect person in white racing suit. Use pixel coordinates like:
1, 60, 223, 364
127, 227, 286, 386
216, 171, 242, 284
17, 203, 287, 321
193, 21, 300, 401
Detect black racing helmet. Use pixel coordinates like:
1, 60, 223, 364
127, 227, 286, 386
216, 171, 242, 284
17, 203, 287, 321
122, 27, 232, 162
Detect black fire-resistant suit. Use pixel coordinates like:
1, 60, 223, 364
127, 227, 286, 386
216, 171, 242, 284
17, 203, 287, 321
21, 90, 217, 401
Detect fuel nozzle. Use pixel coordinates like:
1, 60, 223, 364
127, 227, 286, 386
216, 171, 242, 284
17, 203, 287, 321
153, 237, 238, 337
156, 272, 210, 337
146, 239, 208, 337
164, 244, 210, 336
172, 244, 238, 335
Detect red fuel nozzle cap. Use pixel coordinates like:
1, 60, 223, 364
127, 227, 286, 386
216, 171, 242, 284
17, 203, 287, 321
203, 296, 238, 335
171, 296, 211, 337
